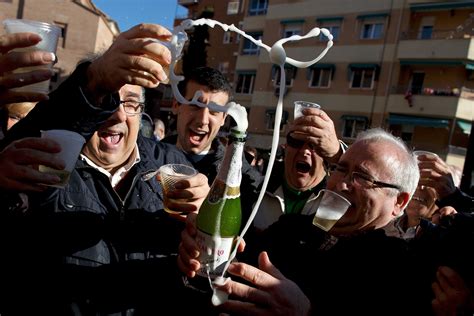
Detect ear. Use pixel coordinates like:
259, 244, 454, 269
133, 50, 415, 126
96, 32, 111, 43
172, 99, 179, 115
220, 113, 227, 127
393, 192, 411, 217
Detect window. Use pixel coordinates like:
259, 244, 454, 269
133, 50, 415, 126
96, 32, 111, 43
400, 125, 414, 143
419, 25, 433, 39
242, 32, 262, 55
282, 24, 302, 38
320, 25, 340, 41
235, 22, 244, 43
223, 31, 231, 44
272, 66, 296, 87
227, 1, 240, 15
351, 68, 375, 89
360, 22, 383, 39
342, 117, 367, 138
218, 62, 229, 74
249, 0, 267, 16
236, 73, 256, 94
265, 109, 289, 131
309, 68, 332, 88
54, 22, 67, 48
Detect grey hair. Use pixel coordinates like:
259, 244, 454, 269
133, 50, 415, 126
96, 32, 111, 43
355, 128, 419, 207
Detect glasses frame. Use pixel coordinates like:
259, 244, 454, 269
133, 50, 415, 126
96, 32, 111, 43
119, 100, 145, 116
328, 164, 402, 191
286, 133, 317, 151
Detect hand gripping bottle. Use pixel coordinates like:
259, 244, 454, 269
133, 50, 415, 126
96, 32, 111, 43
193, 128, 244, 291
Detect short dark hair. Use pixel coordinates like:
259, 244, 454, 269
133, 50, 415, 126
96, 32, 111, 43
178, 66, 233, 101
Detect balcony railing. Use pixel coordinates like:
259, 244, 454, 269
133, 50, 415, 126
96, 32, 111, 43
400, 29, 473, 40
392, 86, 474, 100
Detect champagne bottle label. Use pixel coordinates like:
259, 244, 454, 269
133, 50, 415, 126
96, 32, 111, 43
195, 229, 234, 279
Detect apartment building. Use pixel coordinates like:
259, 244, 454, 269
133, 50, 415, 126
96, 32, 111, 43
175, 0, 474, 171
0, 0, 119, 91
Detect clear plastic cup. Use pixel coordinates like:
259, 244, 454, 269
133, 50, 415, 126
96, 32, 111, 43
3, 19, 61, 94
294, 101, 321, 119
312, 189, 351, 231
413, 150, 438, 160
159, 164, 198, 214
39, 130, 86, 188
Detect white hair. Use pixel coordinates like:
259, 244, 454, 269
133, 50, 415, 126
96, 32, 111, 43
355, 128, 419, 205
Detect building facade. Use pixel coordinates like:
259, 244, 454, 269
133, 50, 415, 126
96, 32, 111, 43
0, 0, 119, 91
175, 0, 474, 170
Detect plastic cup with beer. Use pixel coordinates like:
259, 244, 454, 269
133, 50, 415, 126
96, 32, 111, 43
413, 150, 438, 160
312, 189, 351, 232
3, 19, 61, 94
159, 164, 198, 214
39, 129, 86, 188
294, 101, 321, 119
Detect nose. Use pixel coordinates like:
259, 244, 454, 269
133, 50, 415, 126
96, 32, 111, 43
109, 105, 129, 123
330, 171, 353, 192
195, 106, 210, 126
301, 142, 315, 155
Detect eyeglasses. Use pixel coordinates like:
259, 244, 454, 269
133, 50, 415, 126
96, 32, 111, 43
119, 100, 145, 115
328, 164, 402, 191
286, 133, 317, 151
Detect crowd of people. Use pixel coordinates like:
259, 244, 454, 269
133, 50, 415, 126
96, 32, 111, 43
0, 21, 473, 316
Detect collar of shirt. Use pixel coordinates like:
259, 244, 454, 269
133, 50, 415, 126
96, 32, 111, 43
80, 144, 141, 188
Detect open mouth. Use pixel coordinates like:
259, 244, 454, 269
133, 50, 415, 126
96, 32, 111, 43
295, 161, 311, 173
99, 131, 123, 146
189, 130, 207, 145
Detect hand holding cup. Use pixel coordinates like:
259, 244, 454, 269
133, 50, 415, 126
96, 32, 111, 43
159, 164, 198, 214
1, 19, 60, 103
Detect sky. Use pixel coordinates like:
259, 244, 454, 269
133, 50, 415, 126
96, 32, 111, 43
93, 0, 187, 32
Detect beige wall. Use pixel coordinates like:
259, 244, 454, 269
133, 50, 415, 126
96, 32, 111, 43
1, 0, 117, 90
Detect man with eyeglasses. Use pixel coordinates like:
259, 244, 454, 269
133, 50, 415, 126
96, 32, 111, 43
0, 23, 210, 314
178, 128, 460, 315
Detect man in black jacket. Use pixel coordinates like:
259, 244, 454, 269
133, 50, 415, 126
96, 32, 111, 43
178, 128, 474, 315
0, 23, 209, 315
162, 66, 263, 219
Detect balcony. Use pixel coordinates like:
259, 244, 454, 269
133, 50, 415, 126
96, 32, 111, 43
387, 86, 474, 120
178, 0, 198, 6
398, 30, 474, 60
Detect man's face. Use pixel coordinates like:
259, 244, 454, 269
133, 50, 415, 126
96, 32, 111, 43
406, 186, 438, 220
284, 135, 326, 192
5, 102, 35, 130
82, 84, 142, 172
326, 140, 406, 235
173, 81, 229, 154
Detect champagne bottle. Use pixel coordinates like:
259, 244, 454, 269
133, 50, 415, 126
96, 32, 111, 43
193, 128, 245, 291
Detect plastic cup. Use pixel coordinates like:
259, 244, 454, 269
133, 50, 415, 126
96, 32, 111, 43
312, 189, 351, 232
39, 130, 86, 188
294, 101, 321, 119
3, 19, 61, 94
159, 164, 198, 214
413, 150, 438, 160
